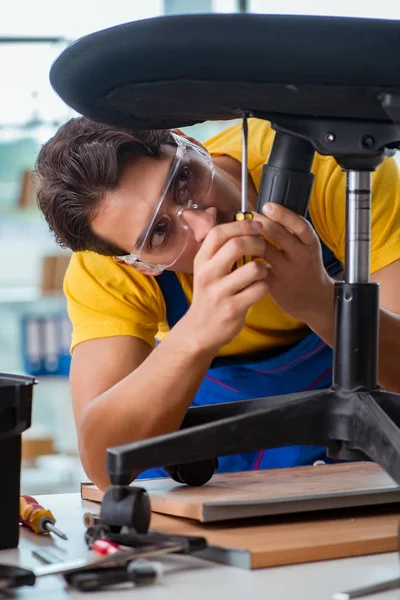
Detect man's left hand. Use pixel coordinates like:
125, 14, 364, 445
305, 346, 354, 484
252, 203, 334, 325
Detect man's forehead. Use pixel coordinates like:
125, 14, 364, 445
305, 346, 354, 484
118, 144, 176, 206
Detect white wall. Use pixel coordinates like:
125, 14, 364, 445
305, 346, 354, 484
250, 0, 400, 18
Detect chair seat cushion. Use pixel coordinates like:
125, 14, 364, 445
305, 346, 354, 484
50, 13, 400, 129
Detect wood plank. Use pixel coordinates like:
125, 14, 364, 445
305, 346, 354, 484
150, 506, 400, 569
81, 462, 400, 522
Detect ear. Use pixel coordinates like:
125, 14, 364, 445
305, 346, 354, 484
114, 257, 163, 277
171, 128, 208, 153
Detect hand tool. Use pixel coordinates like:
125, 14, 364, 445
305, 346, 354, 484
0, 527, 207, 590
65, 559, 164, 591
19, 495, 68, 540
92, 538, 121, 555
32, 545, 163, 592
32, 547, 67, 564
84, 522, 207, 555
332, 575, 400, 599
0, 541, 183, 590
83, 511, 101, 529
234, 112, 254, 269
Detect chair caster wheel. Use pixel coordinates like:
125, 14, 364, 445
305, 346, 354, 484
165, 458, 218, 486
100, 485, 151, 533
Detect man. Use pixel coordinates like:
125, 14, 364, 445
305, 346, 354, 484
36, 117, 400, 490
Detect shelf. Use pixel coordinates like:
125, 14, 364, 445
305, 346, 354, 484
0, 287, 65, 304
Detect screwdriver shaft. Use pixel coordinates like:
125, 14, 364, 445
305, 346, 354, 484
233, 112, 254, 269
241, 113, 249, 213
332, 576, 400, 599
43, 522, 68, 541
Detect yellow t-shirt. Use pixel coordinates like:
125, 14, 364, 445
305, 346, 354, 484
65, 119, 400, 355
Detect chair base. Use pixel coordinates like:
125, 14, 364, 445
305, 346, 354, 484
106, 387, 400, 486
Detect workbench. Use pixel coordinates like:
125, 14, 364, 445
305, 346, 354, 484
0, 494, 398, 599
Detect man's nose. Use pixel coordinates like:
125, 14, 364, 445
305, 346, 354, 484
180, 207, 218, 242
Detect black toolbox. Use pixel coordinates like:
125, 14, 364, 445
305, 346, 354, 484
0, 373, 34, 549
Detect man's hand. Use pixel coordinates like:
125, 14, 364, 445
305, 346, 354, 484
253, 203, 335, 325
184, 218, 269, 353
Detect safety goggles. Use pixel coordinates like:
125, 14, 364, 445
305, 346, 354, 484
118, 132, 215, 273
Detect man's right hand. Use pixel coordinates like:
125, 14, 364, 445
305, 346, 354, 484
184, 219, 269, 353
71, 220, 268, 490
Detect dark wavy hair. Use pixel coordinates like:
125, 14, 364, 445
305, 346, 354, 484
35, 116, 172, 255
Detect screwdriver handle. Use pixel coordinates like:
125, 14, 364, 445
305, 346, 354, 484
65, 560, 163, 592
19, 495, 55, 535
92, 539, 121, 555
19, 495, 68, 540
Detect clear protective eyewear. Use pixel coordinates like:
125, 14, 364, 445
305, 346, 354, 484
118, 132, 215, 273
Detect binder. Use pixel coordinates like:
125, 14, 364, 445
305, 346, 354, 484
21, 312, 72, 377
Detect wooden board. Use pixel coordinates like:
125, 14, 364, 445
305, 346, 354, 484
150, 505, 400, 569
81, 462, 400, 522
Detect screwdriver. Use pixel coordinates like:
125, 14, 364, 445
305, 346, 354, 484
234, 112, 254, 268
32, 546, 163, 592
19, 495, 68, 541
64, 559, 164, 592
332, 576, 400, 599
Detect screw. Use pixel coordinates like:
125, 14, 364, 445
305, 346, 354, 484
325, 133, 335, 142
361, 135, 375, 149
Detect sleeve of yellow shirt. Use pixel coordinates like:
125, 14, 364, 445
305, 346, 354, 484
64, 252, 166, 352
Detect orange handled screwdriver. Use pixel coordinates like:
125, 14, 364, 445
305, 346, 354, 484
19, 495, 68, 540
234, 113, 254, 268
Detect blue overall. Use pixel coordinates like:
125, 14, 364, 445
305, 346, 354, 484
136, 218, 342, 480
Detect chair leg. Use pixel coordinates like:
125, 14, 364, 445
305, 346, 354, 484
107, 390, 330, 484
343, 392, 400, 484
371, 390, 400, 426
180, 389, 323, 428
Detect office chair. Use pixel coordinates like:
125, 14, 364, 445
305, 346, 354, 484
50, 13, 400, 526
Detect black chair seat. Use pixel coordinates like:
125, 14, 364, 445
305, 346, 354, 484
50, 13, 400, 130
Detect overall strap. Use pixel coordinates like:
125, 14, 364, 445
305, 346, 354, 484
156, 271, 189, 327
306, 212, 341, 277
157, 213, 342, 329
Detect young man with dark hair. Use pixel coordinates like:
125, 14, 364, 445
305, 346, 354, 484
36, 117, 400, 490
